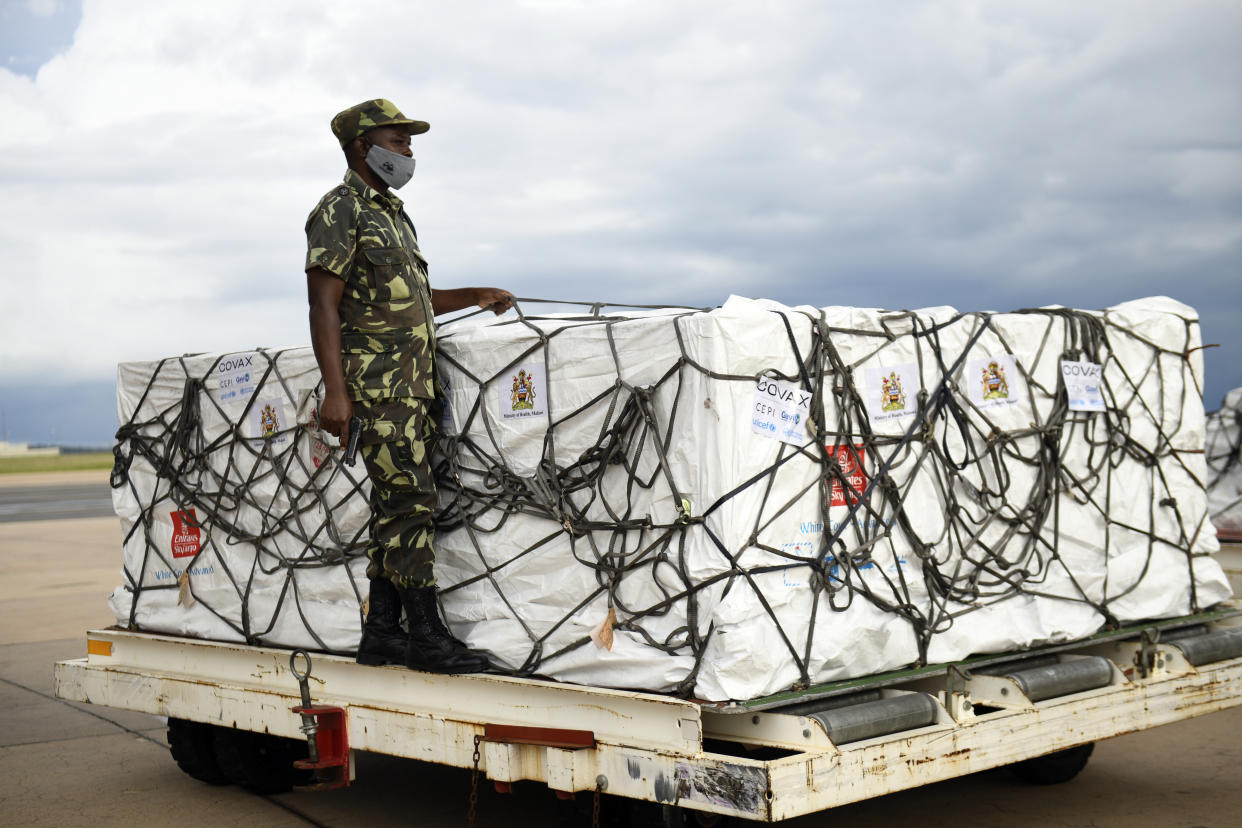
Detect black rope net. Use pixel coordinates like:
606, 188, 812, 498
1206, 388, 1242, 537
108, 295, 1233, 701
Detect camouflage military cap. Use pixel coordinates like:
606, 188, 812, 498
331, 99, 430, 148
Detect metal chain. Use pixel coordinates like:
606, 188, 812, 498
592, 782, 601, 828
467, 735, 482, 827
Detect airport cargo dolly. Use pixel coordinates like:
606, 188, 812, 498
55, 606, 1242, 825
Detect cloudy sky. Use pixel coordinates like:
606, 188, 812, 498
0, 0, 1239, 445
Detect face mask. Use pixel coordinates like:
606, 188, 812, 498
364, 143, 415, 189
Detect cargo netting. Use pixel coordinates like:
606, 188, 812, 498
108, 296, 1232, 701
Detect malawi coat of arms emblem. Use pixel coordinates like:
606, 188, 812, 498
981, 361, 1010, 401
880, 371, 907, 412
259, 403, 280, 437
511, 370, 536, 411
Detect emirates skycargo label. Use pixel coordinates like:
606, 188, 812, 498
170, 509, 201, 558
827, 444, 867, 507
304, 406, 333, 469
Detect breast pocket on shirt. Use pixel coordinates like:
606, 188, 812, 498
361, 246, 415, 301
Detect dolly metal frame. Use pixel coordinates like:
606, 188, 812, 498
55, 607, 1242, 823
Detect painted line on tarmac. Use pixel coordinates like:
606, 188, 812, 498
0, 673, 168, 747
0, 673, 330, 826
0, 500, 115, 522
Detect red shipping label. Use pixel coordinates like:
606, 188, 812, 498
828, 444, 867, 507
170, 509, 201, 558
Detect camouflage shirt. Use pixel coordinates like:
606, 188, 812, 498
305, 169, 437, 401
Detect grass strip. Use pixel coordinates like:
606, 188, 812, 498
0, 452, 114, 474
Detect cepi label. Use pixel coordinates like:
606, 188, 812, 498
217, 351, 259, 404
752, 377, 811, 446
1061, 359, 1106, 412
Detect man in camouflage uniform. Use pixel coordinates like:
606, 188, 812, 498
305, 99, 513, 674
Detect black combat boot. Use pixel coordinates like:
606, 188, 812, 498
356, 578, 406, 666
397, 586, 491, 674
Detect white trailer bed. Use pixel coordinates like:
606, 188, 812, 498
54, 605, 1242, 824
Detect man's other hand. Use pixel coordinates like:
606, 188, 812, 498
475, 288, 515, 315
319, 389, 354, 446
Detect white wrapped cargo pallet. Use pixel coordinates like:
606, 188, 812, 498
1207, 388, 1242, 537
107, 296, 1233, 702
109, 348, 373, 652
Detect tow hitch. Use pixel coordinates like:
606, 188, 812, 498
289, 649, 351, 789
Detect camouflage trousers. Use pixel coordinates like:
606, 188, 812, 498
355, 397, 439, 588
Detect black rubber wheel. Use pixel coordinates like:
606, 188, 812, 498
1007, 742, 1095, 785
167, 718, 231, 786
211, 726, 312, 794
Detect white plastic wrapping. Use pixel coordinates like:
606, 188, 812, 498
433, 297, 1230, 700
108, 297, 1233, 702
1207, 388, 1242, 535
108, 348, 372, 652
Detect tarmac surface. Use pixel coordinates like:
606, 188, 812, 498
0, 469, 113, 523
1, 469, 1240, 827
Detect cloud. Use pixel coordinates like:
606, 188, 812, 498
0, 0, 1239, 410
